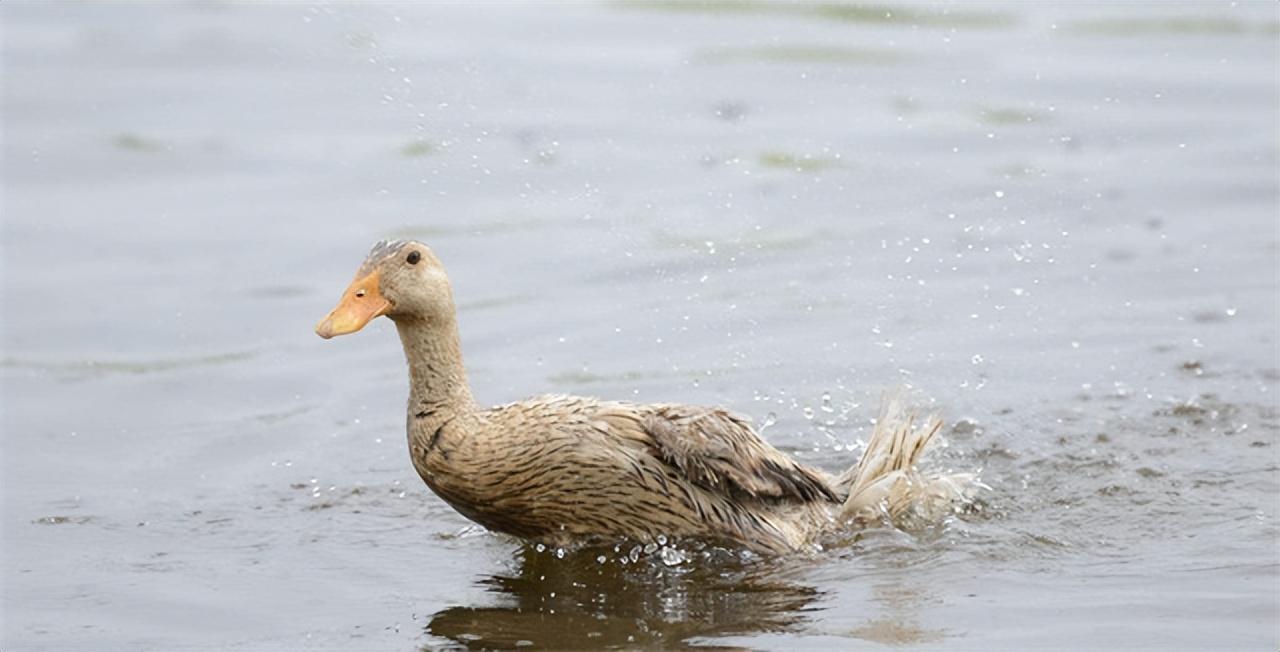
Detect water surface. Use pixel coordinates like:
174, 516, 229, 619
3, 2, 1277, 649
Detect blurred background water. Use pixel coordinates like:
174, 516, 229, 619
2, 1, 1277, 649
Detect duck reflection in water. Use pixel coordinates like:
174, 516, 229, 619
422, 542, 823, 649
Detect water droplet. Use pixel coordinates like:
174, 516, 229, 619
971, 354, 984, 364
820, 393, 834, 413
803, 406, 815, 420
660, 546, 687, 566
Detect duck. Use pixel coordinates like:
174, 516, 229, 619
315, 239, 980, 554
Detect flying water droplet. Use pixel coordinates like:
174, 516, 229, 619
660, 546, 687, 566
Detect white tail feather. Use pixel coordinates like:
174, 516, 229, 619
838, 395, 984, 525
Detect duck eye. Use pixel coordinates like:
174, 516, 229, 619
406, 251, 421, 265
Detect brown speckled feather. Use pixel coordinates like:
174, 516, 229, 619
639, 405, 838, 504
409, 394, 838, 552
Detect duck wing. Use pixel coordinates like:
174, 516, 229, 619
637, 404, 838, 504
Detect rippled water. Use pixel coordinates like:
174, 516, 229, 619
3, 2, 1277, 649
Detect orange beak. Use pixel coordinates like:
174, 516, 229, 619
315, 270, 392, 339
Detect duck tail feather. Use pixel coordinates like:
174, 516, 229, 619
838, 392, 983, 525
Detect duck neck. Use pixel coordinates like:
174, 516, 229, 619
393, 314, 475, 418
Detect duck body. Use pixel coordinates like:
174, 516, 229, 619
317, 240, 978, 555
411, 394, 838, 553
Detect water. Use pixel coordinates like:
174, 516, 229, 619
3, 2, 1277, 649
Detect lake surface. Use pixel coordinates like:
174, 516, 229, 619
3, 2, 1277, 649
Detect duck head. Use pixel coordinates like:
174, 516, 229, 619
315, 239, 455, 339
